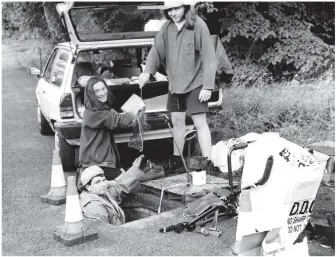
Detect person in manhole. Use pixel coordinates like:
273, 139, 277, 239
138, 1, 217, 174
79, 76, 139, 181
79, 155, 148, 225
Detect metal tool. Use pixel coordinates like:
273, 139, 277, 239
195, 226, 222, 237
195, 208, 222, 237
184, 129, 197, 185
157, 182, 188, 214
161, 114, 190, 186
159, 222, 188, 233
212, 209, 219, 228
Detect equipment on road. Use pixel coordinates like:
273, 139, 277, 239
53, 176, 98, 246
158, 143, 273, 235
40, 149, 66, 205
195, 225, 222, 237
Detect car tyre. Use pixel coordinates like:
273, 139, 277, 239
58, 135, 76, 171
38, 107, 54, 135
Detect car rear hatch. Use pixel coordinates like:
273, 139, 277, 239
56, 1, 223, 141
56, 1, 164, 49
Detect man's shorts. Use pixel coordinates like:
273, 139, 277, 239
167, 86, 209, 115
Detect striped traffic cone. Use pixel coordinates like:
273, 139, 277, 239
231, 190, 256, 255
41, 149, 66, 205
53, 176, 98, 246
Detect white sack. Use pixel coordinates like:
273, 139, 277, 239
241, 135, 324, 245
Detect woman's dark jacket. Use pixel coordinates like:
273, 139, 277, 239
79, 109, 133, 168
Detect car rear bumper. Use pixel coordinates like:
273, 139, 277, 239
54, 121, 82, 140
64, 126, 195, 146
54, 113, 194, 146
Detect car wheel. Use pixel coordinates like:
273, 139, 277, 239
37, 106, 54, 135
58, 135, 76, 171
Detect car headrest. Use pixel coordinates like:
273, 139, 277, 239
75, 62, 94, 77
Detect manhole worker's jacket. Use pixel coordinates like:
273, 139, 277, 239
79, 165, 144, 225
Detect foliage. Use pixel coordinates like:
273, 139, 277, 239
304, 2, 335, 45
2, 2, 66, 43
211, 2, 335, 85
3, 2, 46, 37
194, 2, 218, 20
2, 2, 334, 85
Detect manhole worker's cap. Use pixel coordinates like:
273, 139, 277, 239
81, 165, 104, 186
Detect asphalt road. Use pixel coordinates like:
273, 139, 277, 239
2, 43, 75, 255
2, 43, 334, 256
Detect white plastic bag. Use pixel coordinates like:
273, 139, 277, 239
241, 135, 324, 246
211, 132, 263, 173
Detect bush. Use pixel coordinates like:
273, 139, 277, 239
3, 2, 335, 87
211, 2, 335, 86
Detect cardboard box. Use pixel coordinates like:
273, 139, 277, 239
121, 94, 146, 115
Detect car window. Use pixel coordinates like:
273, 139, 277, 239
44, 49, 70, 87
44, 49, 59, 82
69, 4, 163, 42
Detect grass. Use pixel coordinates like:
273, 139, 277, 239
208, 71, 335, 147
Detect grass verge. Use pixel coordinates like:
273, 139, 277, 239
208, 73, 335, 147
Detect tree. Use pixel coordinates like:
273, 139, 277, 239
2, 2, 66, 42
43, 2, 67, 44
206, 2, 335, 85
2, 2, 334, 85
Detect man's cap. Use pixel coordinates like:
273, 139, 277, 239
162, 0, 195, 10
81, 165, 104, 186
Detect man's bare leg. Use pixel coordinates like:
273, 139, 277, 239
171, 112, 186, 156
191, 113, 212, 159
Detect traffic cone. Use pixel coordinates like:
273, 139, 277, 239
53, 176, 98, 246
231, 190, 256, 255
41, 149, 66, 205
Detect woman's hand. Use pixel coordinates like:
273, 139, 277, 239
199, 89, 212, 102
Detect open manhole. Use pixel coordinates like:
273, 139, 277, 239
120, 174, 230, 223
120, 192, 184, 222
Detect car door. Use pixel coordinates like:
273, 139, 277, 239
40, 48, 71, 121
37, 49, 59, 120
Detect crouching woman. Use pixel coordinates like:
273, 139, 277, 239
79, 76, 135, 181
80, 155, 146, 225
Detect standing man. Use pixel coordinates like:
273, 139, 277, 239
139, 1, 217, 172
